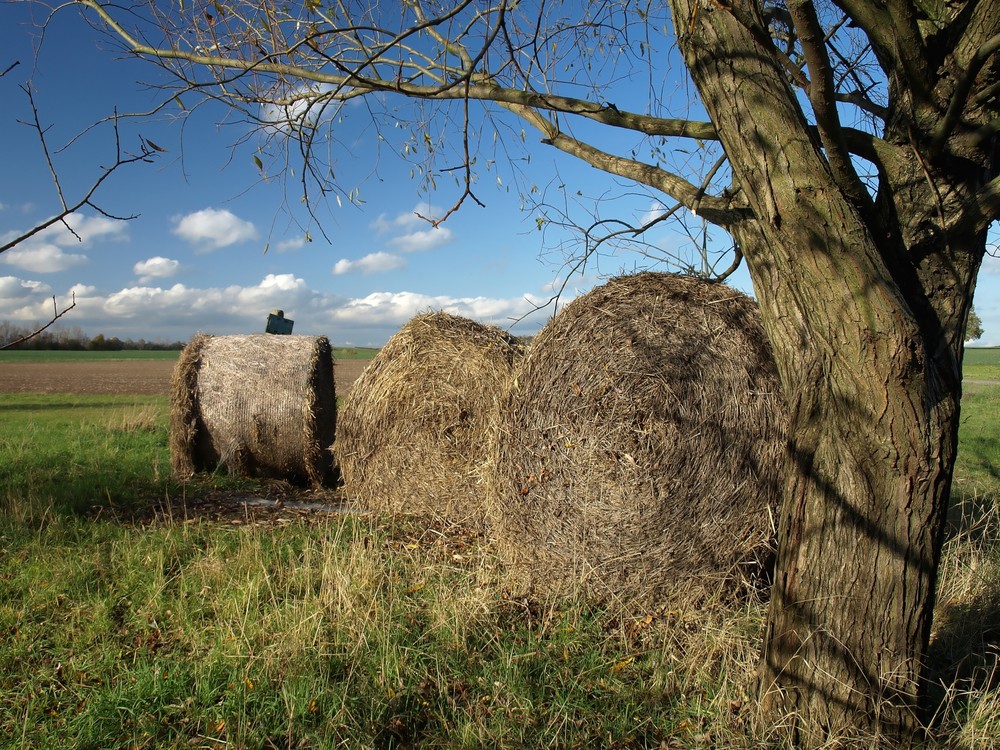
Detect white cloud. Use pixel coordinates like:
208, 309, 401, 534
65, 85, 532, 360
260, 83, 340, 135
0, 273, 550, 344
0, 213, 129, 273
330, 290, 545, 328
0, 243, 88, 272
102, 274, 315, 323
333, 251, 406, 276
387, 226, 454, 253
638, 200, 667, 227
275, 236, 308, 252
0, 277, 78, 321
172, 208, 258, 250
371, 203, 444, 234
0, 276, 52, 303
56, 214, 129, 244
370, 203, 453, 252
134, 256, 180, 283
982, 248, 1000, 274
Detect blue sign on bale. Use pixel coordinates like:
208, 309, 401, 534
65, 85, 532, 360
265, 309, 294, 335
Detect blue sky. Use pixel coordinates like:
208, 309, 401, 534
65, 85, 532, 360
1, 2, 997, 347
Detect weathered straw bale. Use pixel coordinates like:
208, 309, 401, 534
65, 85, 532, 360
334, 312, 523, 526
170, 333, 337, 486
487, 272, 787, 608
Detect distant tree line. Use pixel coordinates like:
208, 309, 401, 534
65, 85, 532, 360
0, 321, 186, 351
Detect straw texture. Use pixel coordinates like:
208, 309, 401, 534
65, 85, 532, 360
335, 312, 523, 527
170, 333, 337, 486
487, 272, 787, 609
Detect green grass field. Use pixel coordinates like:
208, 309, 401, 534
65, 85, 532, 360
0, 346, 380, 363
0, 358, 996, 748
963, 346, 1000, 382
0, 349, 181, 363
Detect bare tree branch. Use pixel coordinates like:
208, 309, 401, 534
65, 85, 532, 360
0, 88, 157, 255
933, 32, 1000, 153
0, 294, 77, 350
540, 129, 747, 226
0, 54, 159, 347
829, 0, 894, 72
787, 0, 872, 213
77, 0, 718, 141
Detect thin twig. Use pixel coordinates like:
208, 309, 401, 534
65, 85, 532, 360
1, 294, 77, 350
1, 101, 156, 255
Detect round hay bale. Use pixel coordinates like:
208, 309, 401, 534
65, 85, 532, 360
334, 311, 523, 526
487, 272, 787, 608
170, 333, 337, 486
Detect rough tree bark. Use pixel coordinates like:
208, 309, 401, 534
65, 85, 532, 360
669, 0, 998, 745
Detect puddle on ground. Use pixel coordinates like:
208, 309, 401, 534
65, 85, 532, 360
239, 496, 351, 513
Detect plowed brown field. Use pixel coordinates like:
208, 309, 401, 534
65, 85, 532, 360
0, 358, 370, 396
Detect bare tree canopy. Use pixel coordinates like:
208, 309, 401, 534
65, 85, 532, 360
1, 52, 158, 345
57, 0, 1000, 746
72, 0, 749, 276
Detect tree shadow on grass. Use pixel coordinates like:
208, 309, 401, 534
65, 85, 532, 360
106, 479, 352, 528
923, 493, 1000, 739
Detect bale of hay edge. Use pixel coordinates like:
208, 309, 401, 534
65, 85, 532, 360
170, 333, 337, 486
334, 311, 523, 527
487, 272, 787, 609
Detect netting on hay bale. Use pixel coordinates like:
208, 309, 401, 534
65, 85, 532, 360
334, 311, 524, 527
170, 333, 337, 486
487, 272, 788, 609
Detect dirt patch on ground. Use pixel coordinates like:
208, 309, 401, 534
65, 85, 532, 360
0, 357, 371, 396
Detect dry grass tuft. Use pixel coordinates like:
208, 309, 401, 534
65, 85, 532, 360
335, 312, 523, 527
925, 495, 1000, 748
487, 272, 787, 612
170, 333, 337, 486
107, 403, 162, 433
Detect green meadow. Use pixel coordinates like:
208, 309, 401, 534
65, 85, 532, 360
0, 352, 996, 748
0, 346, 379, 363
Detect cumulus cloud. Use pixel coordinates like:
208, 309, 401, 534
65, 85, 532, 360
333, 252, 406, 276
134, 256, 180, 283
371, 204, 454, 253
982, 247, 1000, 274
387, 226, 454, 252
0, 276, 52, 303
330, 290, 544, 328
275, 236, 308, 252
172, 208, 258, 250
0, 243, 89, 273
0, 277, 84, 322
60, 214, 129, 243
0, 213, 129, 273
638, 200, 668, 227
370, 203, 442, 234
0, 272, 549, 345
105, 273, 309, 316
260, 83, 339, 134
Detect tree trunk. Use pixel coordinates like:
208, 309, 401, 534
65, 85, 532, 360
759, 381, 957, 746
667, 3, 974, 745
729, 227, 960, 747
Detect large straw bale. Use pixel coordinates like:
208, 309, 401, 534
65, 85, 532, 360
170, 333, 337, 486
488, 272, 787, 608
335, 312, 523, 526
